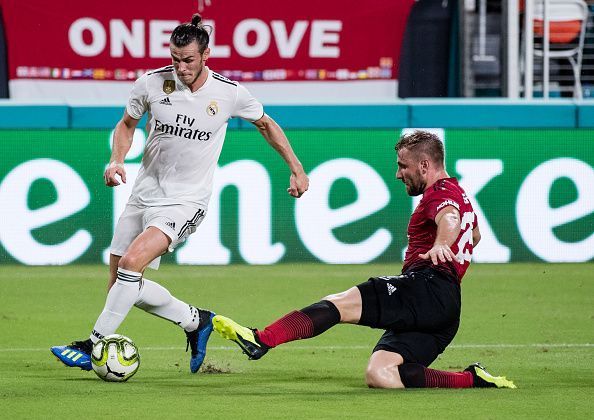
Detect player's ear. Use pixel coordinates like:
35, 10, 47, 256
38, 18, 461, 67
202, 47, 211, 62
420, 159, 429, 173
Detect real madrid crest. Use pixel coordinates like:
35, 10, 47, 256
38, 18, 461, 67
163, 80, 175, 94
206, 101, 218, 116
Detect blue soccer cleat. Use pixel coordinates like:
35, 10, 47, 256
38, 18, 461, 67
50, 339, 93, 371
185, 309, 215, 373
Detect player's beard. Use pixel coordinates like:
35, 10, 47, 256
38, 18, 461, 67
404, 171, 425, 196
188, 59, 205, 86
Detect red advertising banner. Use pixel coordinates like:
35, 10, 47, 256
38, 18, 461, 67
1, 0, 414, 83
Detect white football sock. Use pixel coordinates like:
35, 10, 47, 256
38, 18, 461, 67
134, 278, 199, 332
90, 268, 142, 343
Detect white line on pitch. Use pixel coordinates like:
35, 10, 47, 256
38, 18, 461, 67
2, 343, 593, 352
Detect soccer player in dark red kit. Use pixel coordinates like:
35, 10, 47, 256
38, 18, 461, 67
213, 130, 515, 389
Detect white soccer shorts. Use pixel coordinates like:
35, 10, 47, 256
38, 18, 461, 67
110, 204, 206, 269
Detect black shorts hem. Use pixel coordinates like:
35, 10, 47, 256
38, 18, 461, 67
372, 344, 416, 364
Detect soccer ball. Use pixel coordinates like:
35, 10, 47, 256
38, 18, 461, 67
91, 334, 140, 382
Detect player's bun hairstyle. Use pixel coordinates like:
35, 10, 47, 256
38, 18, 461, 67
170, 13, 210, 53
395, 130, 445, 167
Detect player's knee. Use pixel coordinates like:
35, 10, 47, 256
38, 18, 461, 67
365, 351, 406, 389
118, 253, 143, 272
365, 365, 404, 389
118, 252, 142, 271
365, 366, 383, 388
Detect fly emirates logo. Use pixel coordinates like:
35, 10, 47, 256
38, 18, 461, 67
154, 113, 212, 141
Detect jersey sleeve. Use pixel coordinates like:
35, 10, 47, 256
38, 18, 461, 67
232, 84, 264, 122
424, 189, 462, 221
126, 73, 149, 120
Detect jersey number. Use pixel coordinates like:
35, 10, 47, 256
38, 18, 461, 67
455, 211, 475, 264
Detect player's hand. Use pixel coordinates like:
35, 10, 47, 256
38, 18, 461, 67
104, 162, 126, 187
419, 243, 457, 265
287, 170, 309, 198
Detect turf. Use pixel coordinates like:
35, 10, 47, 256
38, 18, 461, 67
0, 263, 592, 419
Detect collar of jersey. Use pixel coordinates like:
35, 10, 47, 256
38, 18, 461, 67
173, 66, 212, 95
423, 177, 458, 196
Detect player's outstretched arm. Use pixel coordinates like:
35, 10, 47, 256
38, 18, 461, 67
104, 111, 139, 187
252, 114, 309, 198
419, 206, 461, 265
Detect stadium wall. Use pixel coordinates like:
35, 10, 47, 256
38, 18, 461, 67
0, 100, 592, 265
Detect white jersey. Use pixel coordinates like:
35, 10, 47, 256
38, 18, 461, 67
125, 66, 264, 208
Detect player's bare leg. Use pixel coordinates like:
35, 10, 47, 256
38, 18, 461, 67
323, 286, 363, 323
366, 350, 405, 388
118, 226, 169, 273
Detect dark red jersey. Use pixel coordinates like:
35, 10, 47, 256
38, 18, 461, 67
402, 178, 477, 283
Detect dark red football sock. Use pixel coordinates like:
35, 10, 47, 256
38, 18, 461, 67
398, 363, 473, 388
424, 367, 473, 388
256, 300, 341, 348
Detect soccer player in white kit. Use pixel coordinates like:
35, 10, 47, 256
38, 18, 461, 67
50, 14, 309, 374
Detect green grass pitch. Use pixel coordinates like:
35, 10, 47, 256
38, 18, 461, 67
1, 263, 593, 419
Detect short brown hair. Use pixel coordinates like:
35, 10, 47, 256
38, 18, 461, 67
395, 130, 445, 168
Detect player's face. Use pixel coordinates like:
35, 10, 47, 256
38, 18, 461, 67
170, 42, 210, 87
396, 148, 426, 196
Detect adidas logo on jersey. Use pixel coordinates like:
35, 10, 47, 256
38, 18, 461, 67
386, 283, 397, 296
165, 221, 176, 229
159, 97, 172, 106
